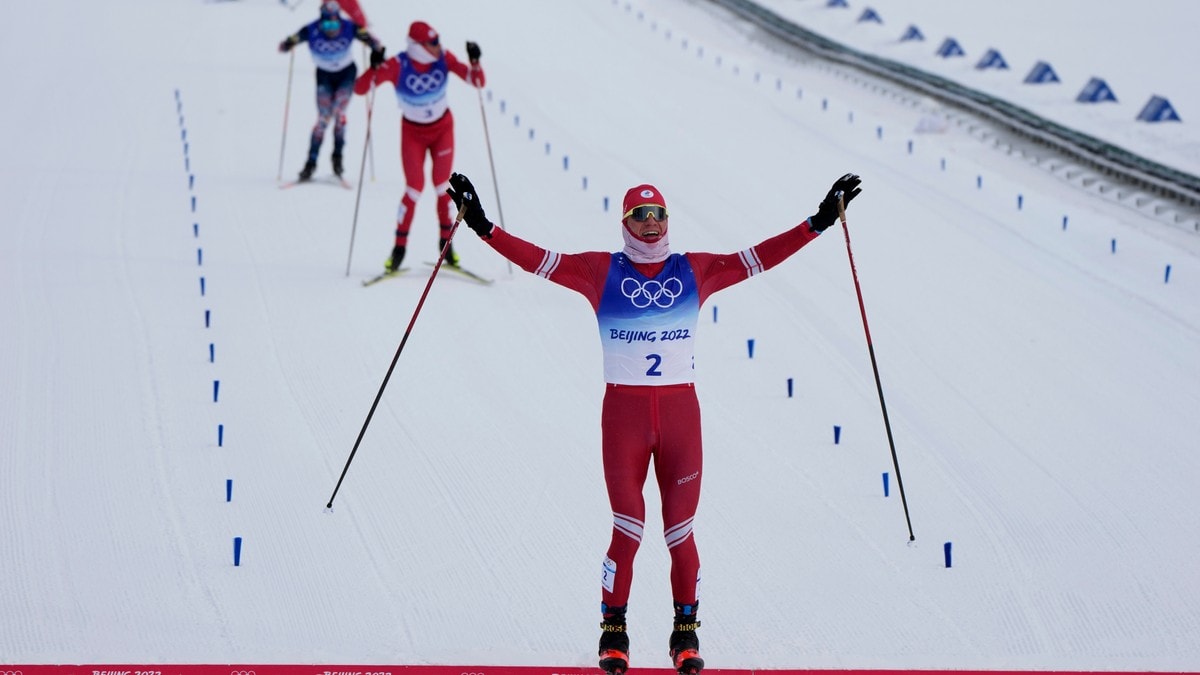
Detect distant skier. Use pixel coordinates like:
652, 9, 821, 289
278, 1, 380, 182
446, 171, 863, 675
354, 20, 485, 272
331, 0, 367, 28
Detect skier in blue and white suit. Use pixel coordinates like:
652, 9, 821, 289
279, 1, 380, 182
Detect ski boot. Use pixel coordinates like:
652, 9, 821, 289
439, 236, 460, 268
385, 244, 405, 273
598, 605, 629, 675
298, 158, 317, 182
332, 152, 344, 178
669, 605, 703, 675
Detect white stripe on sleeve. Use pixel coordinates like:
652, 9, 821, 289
737, 247, 763, 276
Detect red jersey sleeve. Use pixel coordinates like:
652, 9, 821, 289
353, 58, 398, 95
688, 219, 823, 304
485, 227, 610, 311
445, 51, 486, 88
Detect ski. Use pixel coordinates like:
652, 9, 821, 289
361, 268, 410, 287
279, 175, 352, 190
424, 262, 494, 285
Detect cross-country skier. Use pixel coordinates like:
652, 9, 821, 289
354, 21, 485, 273
278, 1, 380, 182
446, 171, 863, 675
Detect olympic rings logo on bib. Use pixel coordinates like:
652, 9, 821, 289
405, 70, 446, 94
312, 38, 349, 53
621, 277, 683, 309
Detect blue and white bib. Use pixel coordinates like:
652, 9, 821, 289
596, 253, 699, 385
306, 21, 357, 72
395, 53, 449, 122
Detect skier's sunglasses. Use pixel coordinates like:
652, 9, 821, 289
320, 18, 341, 32
423, 36, 440, 47
623, 204, 668, 221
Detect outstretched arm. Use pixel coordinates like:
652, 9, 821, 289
691, 173, 862, 301
447, 173, 608, 309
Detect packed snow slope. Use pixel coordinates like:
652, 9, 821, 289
2, 0, 1199, 671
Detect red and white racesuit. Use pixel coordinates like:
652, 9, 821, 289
354, 47, 484, 251
480, 218, 822, 613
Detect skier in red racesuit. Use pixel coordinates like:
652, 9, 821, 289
447, 171, 863, 674
354, 20, 484, 272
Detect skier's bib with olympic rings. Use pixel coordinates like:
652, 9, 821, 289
596, 253, 699, 385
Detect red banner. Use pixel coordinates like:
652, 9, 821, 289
0, 667, 1189, 675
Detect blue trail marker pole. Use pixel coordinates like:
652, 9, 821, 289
944, 541, 953, 568
233, 537, 243, 566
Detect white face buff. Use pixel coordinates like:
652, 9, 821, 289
621, 220, 671, 264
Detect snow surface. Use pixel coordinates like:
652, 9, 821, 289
2, 0, 1199, 670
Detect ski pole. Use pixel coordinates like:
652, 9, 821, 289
276, 50, 296, 182
345, 82, 378, 276
362, 44, 376, 182
837, 193, 915, 542
475, 86, 512, 275
326, 204, 467, 510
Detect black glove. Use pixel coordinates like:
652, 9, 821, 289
465, 41, 481, 63
278, 37, 297, 53
447, 172, 493, 238
809, 173, 862, 232
369, 46, 386, 69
